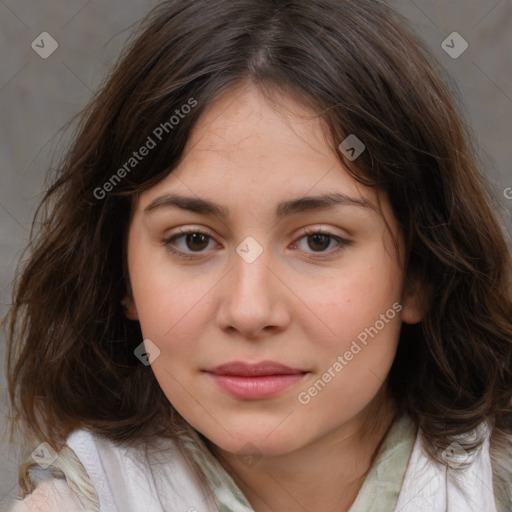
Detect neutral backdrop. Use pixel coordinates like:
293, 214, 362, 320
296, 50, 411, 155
1, 0, 511, 508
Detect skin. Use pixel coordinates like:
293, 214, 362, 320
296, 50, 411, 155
124, 82, 424, 512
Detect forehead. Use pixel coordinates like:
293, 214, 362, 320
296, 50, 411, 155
183, 82, 335, 173
142, 84, 378, 206
132, 83, 399, 234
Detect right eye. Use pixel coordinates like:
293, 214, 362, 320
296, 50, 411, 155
162, 228, 217, 260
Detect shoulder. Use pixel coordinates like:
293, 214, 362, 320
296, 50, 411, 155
8, 479, 86, 512
64, 427, 181, 479
397, 419, 511, 512
63, 427, 212, 511
7, 429, 118, 512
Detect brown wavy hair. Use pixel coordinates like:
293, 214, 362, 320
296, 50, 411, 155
4, 0, 512, 503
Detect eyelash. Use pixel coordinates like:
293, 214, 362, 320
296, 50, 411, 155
161, 227, 351, 261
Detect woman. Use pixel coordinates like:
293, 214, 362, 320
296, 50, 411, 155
5, 1, 512, 510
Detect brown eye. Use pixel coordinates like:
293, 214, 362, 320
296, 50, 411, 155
306, 233, 332, 252
292, 229, 349, 256
183, 232, 210, 251
162, 229, 216, 259
163, 227, 350, 261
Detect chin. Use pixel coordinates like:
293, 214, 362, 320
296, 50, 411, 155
201, 424, 304, 458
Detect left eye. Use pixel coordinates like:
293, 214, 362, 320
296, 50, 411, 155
162, 228, 349, 259
292, 229, 346, 254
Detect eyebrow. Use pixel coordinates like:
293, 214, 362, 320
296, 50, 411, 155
144, 192, 377, 218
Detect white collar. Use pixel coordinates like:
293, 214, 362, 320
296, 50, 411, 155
65, 418, 498, 512
395, 423, 497, 512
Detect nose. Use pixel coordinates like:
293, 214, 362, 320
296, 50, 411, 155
215, 244, 290, 340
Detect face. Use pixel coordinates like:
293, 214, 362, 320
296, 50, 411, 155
125, 83, 423, 457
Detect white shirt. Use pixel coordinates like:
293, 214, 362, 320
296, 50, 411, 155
8, 417, 499, 512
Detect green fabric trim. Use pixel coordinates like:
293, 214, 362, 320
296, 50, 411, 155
347, 412, 416, 512
182, 433, 254, 512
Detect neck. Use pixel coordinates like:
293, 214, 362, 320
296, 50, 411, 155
210, 386, 398, 512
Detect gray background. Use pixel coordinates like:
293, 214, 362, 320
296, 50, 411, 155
0, 0, 511, 508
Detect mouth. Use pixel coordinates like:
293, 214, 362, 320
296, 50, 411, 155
204, 360, 309, 400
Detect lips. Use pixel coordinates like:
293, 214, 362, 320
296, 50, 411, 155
204, 361, 308, 400
207, 360, 306, 376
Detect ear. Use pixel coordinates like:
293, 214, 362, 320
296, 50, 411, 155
121, 296, 139, 321
400, 272, 431, 324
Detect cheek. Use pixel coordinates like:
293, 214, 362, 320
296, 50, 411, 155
128, 241, 215, 357
292, 252, 403, 414
297, 305, 402, 427
133, 274, 211, 407
135, 275, 211, 350
298, 255, 403, 351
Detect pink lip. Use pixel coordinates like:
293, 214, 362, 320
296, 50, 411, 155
204, 361, 308, 400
